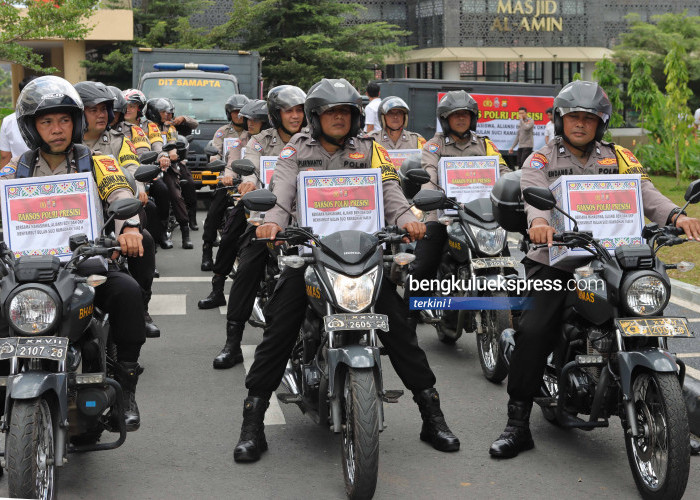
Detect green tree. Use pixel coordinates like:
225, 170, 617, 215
613, 11, 700, 109
0, 0, 100, 73
662, 43, 693, 185
83, 0, 213, 87
627, 55, 661, 130
209, 0, 409, 90
592, 56, 625, 139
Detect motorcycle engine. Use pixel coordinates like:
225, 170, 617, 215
565, 368, 595, 414
585, 326, 613, 380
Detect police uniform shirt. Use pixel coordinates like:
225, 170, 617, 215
211, 123, 242, 161
421, 131, 511, 221
160, 116, 199, 145
242, 128, 288, 187
522, 137, 679, 271
367, 128, 426, 151
264, 131, 418, 230
114, 122, 151, 154
135, 118, 164, 152
84, 131, 143, 195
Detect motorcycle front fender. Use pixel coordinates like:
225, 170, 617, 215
617, 349, 679, 399
327, 346, 381, 399
7, 371, 69, 426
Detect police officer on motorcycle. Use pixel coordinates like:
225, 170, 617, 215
367, 96, 426, 150
206, 85, 306, 368
3, 76, 146, 430
489, 80, 700, 458
406, 91, 511, 323
233, 78, 460, 463
74, 81, 161, 339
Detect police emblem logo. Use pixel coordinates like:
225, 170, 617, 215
101, 158, 119, 172
279, 146, 296, 159
426, 143, 439, 153
0, 164, 16, 176
349, 152, 365, 160
622, 149, 639, 163
216, 131, 223, 138
254, 143, 263, 152
530, 153, 548, 170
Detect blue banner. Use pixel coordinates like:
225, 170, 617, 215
409, 296, 532, 310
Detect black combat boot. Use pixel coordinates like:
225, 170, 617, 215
234, 396, 269, 463
116, 361, 142, 432
144, 311, 161, 338
188, 209, 199, 231
213, 321, 244, 369
413, 388, 460, 452
201, 242, 214, 271
160, 221, 173, 249
181, 223, 194, 249
489, 400, 534, 458
198, 274, 227, 309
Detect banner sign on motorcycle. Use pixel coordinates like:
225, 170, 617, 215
1, 173, 102, 261
438, 155, 500, 213
223, 137, 240, 162
298, 168, 384, 238
436, 92, 553, 152
549, 174, 644, 266
260, 156, 277, 188
385, 149, 421, 170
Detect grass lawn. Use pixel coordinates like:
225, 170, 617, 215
649, 175, 700, 287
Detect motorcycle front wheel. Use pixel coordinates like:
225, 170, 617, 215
476, 291, 511, 383
624, 371, 689, 500
6, 397, 58, 500
341, 367, 380, 500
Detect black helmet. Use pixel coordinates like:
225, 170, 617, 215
267, 85, 307, 132
437, 91, 478, 137
304, 78, 364, 140
239, 99, 271, 132
123, 88, 147, 117
378, 96, 409, 131
74, 81, 115, 126
224, 94, 250, 121
16, 76, 84, 152
108, 86, 127, 117
398, 153, 424, 199
145, 98, 175, 126
553, 80, 611, 142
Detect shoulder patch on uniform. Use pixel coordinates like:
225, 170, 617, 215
349, 152, 365, 160
426, 143, 439, 153
485, 139, 500, 153
216, 131, 223, 138
620, 147, 639, 164
529, 153, 548, 170
597, 158, 617, 166
279, 146, 296, 159
254, 143, 263, 152
0, 164, 16, 176
417, 136, 426, 149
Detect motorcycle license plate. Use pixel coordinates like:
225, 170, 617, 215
324, 314, 389, 332
191, 171, 203, 181
0, 337, 69, 361
615, 317, 694, 338
471, 257, 518, 270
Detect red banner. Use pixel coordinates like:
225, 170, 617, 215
569, 190, 639, 216
446, 168, 496, 186
10, 194, 88, 225
437, 92, 553, 125
306, 185, 377, 213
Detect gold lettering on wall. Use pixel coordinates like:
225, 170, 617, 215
492, 0, 563, 32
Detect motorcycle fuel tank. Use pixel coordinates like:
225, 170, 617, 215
447, 222, 470, 263
305, 267, 327, 317
61, 282, 96, 342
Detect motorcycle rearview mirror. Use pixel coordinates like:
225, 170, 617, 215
134, 164, 161, 182
207, 159, 226, 172
412, 190, 448, 211
138, 151, 159, 165
231, 159, 256, 177
204, 144, 219, 157
523, 186, 581, 232
405, 169, 431, 186
162, 143, 177, 152
108, 198, 142, 220
683, 179, 700, 204
241, 189, 277, 211
522, 187, 556, 210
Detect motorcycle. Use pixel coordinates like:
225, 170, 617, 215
410, 187, 518, 383
241, 189, 414, 500
512, 181, 700, 500
0, 187, 152, 499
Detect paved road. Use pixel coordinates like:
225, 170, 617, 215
1, 216, 699, 499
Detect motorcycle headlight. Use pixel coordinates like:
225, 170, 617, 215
7, 287, 60, 335
468, 224, 507, 256
622, 273, 669, 316
326, 267, 379, 313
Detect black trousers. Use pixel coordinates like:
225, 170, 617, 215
126, 229, 156, 309
245, 266, 437, 394
95, 269, 147, 363
179, 163, 197, 214
163, 168, 188, 226
507, 262, 573, 403
149, 178, 170, 227
212, 204, 248, 276
202, 189, 231, 245
516, 147, 533, 169
226, 225, 269, 323
404, 222, 448, 315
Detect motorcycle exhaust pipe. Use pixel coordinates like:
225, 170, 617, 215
281, 361, 300, 395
